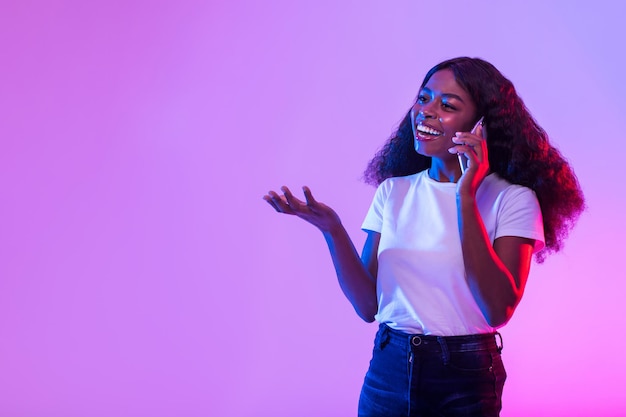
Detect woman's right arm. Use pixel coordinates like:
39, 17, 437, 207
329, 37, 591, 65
264, 186, 379, 322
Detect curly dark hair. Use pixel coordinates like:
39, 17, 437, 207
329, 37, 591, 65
363, 57, 585, 262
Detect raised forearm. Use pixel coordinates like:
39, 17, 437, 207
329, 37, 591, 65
322, 225, 378, 322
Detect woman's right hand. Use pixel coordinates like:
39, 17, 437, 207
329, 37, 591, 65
264, 186, 378, 321
263, 186, 342, 234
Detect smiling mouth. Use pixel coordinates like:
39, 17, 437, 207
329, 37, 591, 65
415, 124, 444, 140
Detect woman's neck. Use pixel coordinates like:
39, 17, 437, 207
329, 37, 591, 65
428, 159, 461, 183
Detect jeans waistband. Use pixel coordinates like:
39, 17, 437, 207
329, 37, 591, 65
377, 323, 503, 353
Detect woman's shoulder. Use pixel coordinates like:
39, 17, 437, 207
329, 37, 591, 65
484, 173, 524, 191
481, 173, 539, 203
384, 169, 428, 185
372, 170, 428, 200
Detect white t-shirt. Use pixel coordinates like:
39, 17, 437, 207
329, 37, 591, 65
361, 170, 545, 336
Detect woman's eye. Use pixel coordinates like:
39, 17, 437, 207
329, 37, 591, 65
417, 95, 429, 103
442, 102, 456, 110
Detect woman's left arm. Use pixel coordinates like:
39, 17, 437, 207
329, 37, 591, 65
452, 124, 535, 327
457, 198, 535, 327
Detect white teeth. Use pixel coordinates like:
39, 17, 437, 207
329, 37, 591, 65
416, 124, 443, 136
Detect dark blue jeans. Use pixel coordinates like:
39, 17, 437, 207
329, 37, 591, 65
358, 323, 506, 417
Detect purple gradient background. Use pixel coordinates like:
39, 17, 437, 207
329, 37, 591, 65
1, 1, 625, 416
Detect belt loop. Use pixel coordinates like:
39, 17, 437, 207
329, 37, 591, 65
377, 324, 391, 350
495, 331, 503, 353
437, 336, 450, 364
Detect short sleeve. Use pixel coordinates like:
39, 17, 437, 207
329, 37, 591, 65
361, 179, 390, 233
496, 186, 545, 252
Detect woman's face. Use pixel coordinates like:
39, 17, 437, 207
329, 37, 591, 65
411, 69, 478, 160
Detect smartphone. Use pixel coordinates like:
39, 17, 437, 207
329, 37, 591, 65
458, 116, 484, 174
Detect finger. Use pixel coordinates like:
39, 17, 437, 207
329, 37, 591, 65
474, 123, 487, 140
279, 185, 292, 196
262, 194, 276, 207
281, 186, 305, 209
266, 191, 287, 211
266, 190, 295, 214
453, 132, 482, 145
452, 134, 485, 161
302, 186, 317, 206
448, 144, 475, 155
451, 132, 479, 153
449, 138, 488, 173
263, 193, 282, 212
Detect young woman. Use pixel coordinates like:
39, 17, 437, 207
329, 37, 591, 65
263, 57, 585, 417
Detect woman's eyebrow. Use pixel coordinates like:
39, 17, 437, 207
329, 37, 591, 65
441, 93, 466, 103
419, 87, 466, 103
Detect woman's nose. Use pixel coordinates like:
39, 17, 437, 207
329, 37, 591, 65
413, 103, 437, 119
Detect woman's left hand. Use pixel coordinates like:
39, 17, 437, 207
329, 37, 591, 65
450, 122, 489, 196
